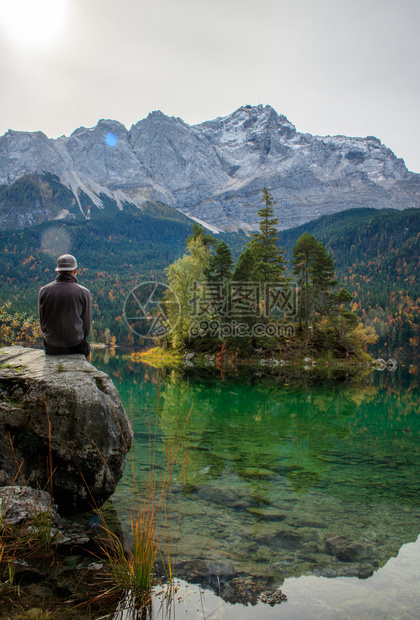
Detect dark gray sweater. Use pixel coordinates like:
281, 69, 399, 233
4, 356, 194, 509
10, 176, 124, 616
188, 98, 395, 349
38, 274, 92, 347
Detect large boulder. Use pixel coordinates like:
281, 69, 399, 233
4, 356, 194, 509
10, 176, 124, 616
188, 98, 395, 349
0, 346, 132, 514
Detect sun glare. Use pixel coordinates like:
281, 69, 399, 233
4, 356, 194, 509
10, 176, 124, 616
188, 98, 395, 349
0, 0, 68, 52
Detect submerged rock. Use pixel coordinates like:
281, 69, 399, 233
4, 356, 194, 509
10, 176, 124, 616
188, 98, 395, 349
0, 346, 132, 514
222, 576, 276, 605
196, 484, 250, 509
325, 535, 370, 562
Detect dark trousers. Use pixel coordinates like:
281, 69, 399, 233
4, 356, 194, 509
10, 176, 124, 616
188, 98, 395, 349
44, 338, 91, 359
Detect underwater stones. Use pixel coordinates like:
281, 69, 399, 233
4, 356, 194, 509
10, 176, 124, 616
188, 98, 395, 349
325, 535, 370, 562
286, 513, 328, 528
175, 559, 239, 590
259, 588, 288, 605
222, 576, 276, 605
258, 529, 303, 551
178, 499, 208, 516
196, 484, 250, 509
0, 346, 132, 514
175, 533, 223, 558
315, 563, 377, 579
247, 506, 287, 521
243, 522, 304, 551
240, 466, 275, 479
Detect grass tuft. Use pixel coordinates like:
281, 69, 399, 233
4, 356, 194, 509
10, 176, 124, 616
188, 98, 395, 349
83, 404, 191, 615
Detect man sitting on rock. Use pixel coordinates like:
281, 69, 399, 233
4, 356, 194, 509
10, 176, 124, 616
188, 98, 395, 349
38, 254, 92, 362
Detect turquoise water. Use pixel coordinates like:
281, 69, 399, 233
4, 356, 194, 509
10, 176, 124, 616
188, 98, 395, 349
92, 350, 420, 619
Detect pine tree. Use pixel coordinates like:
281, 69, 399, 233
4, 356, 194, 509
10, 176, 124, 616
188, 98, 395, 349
292, 232, 318, 337
310, 241, 338, 338
291, 234, 358, 348
248, 187, 286, 283
310, 244, 359, 352
311, 243, 337, 299
232, 247, 255, 282
208, 240, 233, 282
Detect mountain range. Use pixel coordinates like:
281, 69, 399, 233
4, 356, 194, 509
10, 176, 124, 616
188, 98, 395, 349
1, 105, 419, 231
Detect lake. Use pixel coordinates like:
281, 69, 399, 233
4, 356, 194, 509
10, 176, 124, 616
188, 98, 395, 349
92, 349, 420, 620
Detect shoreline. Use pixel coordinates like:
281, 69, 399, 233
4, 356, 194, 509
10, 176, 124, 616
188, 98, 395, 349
135, 346, 396, 377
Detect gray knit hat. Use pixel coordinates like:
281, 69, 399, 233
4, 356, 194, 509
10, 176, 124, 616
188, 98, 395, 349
55, 254, 77, 272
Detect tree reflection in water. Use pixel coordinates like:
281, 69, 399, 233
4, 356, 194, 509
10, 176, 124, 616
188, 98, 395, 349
92, 350, 420, 602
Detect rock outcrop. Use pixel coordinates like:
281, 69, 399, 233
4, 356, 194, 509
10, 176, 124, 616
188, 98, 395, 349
0, 486, 91, 547
1, 105, 419, 231
0, 346, 132, 514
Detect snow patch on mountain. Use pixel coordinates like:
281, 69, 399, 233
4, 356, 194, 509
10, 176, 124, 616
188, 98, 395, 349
185, 214, 221, 234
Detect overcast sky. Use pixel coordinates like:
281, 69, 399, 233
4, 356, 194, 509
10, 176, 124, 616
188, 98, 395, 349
0, 0, 419, 171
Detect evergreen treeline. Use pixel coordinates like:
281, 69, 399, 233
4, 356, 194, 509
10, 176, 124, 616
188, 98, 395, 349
0, 195, 418, 358
0, 205, 245, 346
161, 190, 376, 360
277, 208, 420, 358
0, 173, 76, 216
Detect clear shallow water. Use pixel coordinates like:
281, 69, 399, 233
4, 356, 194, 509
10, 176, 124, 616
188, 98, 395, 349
92, 350, 420, 619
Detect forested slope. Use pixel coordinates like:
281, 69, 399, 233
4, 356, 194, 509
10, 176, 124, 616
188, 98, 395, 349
278, 208, 420, 358
0, 205, 418, 357
0, 204, 245, 344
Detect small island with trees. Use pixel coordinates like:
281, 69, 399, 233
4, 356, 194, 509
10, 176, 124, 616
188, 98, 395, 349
142, 189, 378, 373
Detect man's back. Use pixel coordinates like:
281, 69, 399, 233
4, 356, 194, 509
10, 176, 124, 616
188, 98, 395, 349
39, 271, 92, 349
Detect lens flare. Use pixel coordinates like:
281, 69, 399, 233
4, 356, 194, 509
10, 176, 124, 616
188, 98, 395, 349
41, 227, 72, 257
105, 133, 118, 147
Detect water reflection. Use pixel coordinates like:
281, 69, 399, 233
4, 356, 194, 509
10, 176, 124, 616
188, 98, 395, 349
160, 534, 420, 620
92, 350, 420, 612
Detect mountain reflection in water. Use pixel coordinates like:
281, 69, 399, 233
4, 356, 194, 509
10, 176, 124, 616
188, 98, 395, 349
92, 350, 420, 618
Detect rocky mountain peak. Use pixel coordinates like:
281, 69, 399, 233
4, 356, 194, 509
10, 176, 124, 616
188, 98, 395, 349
0, 105, 419, 232
130, 110, 191, 145
197, 104, 296, 142
68, 119, 129, 144
235, 104, 296, 132
134, 110, 190, 133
